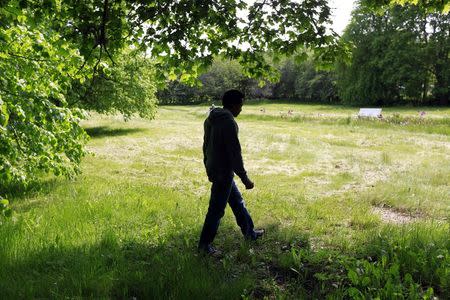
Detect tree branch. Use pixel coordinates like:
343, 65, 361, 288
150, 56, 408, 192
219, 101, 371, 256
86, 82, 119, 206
10, 124, 25, 154
104, 46, 116, 65
100, 0, 109, 46
77, 44, 98, 74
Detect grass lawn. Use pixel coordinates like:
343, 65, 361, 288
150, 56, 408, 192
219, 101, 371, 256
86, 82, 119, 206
1, 103, 449, 298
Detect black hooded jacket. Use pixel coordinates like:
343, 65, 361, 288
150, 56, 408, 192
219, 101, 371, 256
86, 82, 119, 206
203, 107, 248, 182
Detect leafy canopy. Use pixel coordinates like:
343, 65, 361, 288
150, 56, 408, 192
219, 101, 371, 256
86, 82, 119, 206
20, 0, 336, 81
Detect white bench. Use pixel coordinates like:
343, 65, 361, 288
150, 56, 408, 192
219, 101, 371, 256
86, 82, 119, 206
358, 108, 382, 118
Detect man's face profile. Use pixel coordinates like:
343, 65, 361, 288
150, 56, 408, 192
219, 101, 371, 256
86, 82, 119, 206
229, 102, 243, 117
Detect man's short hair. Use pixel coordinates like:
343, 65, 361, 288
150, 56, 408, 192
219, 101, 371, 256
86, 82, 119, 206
222, 90, 245, 108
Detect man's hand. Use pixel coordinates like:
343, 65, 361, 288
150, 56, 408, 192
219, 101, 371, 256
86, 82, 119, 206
242, 177, 254, 190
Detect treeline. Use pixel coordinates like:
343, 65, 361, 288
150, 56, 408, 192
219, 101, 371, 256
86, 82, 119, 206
157, 57, 337, 104
159, 4, 450, 106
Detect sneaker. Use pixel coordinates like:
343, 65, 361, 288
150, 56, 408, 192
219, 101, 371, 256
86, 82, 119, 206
198, 244, 223, 258
246, 229, 265, 241
254, 229, 265, 238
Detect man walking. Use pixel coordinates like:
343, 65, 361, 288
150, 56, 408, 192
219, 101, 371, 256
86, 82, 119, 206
198, 89, 264, 256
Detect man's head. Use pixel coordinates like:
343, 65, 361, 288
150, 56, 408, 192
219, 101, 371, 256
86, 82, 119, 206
222, 89, 245, 117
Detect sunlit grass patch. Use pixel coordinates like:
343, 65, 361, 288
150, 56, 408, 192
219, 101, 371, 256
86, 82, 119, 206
365, 159, 449, 218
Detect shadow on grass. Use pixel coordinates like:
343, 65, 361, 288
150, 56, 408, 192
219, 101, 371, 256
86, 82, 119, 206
84, 126, 147, 138
1, 221, 447, 299
0, 222, 345, 298
0, 222, 310, 298
0, 177, 60, 204
0, 229, 257, 299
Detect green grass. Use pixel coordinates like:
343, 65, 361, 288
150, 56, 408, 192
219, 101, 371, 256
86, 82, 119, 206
1, 104, 449, 298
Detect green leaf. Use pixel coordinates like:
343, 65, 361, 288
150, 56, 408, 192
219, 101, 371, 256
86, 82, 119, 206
0, 100, 9, 127
348, 269, 359, 284
168, 73, 177, 81
4, 208, 12, 217
180, 73, 191, 83
17, 14, 27, 23
347, 287, 362, 298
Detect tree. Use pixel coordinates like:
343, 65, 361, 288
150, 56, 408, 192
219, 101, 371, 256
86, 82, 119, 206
362, 0, 450, 12
336, 4, 450, 106
68, 50, 158, 120
36, 0, 335, 83
294, 60, 336, 103
427, 11, 450, 105
273, 58, 298, 99
198, 59, 248, 101
271, 57, 336, 102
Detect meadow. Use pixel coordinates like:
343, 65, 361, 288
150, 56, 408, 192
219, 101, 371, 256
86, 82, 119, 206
1, 103, 449, 299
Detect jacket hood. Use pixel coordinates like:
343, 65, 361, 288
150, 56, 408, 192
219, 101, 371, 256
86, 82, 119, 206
207, 107, 234, 124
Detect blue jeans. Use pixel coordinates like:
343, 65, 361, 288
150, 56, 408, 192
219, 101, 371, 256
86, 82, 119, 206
199, 177, 255, 247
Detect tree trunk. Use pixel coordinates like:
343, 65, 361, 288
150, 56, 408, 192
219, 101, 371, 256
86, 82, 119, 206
434, 73, 449, 106
438, 93, 449, 106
